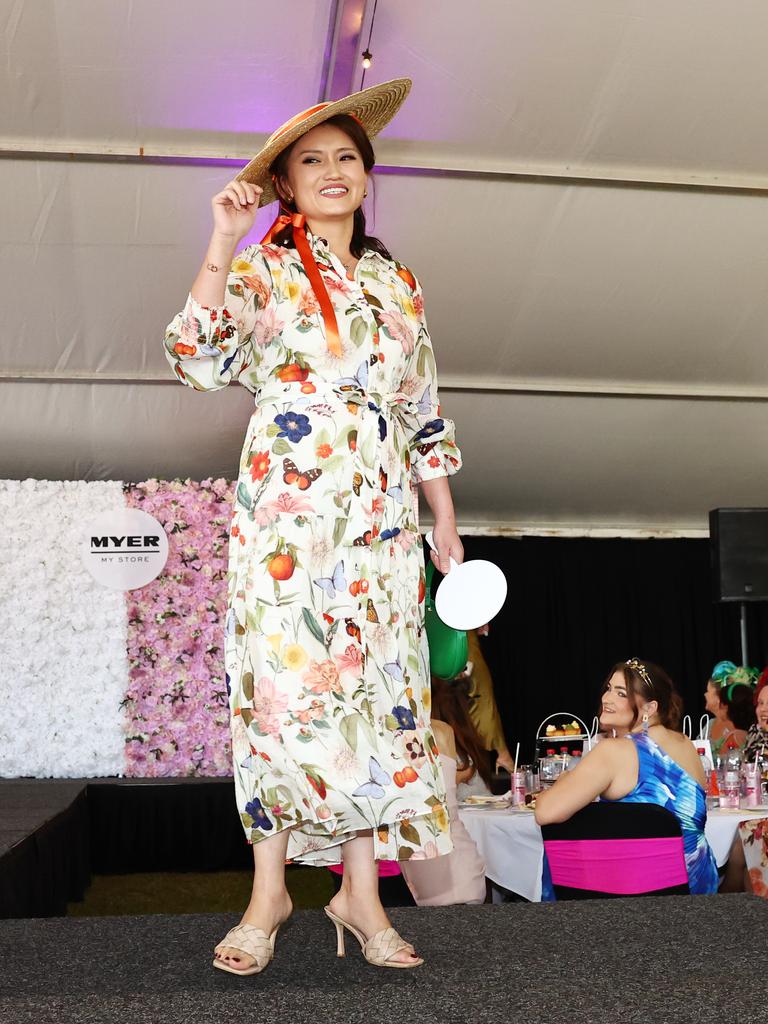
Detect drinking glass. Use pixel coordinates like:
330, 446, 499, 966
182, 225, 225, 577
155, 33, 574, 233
520, 764, 539, 794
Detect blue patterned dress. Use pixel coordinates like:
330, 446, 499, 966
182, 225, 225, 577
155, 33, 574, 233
541, 731, 719, 899
603, 732, 719, 895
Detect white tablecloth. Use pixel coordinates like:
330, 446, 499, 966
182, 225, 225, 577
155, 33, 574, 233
457, 804, 768, 902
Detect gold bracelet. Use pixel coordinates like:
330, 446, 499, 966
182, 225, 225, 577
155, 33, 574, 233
206, 262, 220, 273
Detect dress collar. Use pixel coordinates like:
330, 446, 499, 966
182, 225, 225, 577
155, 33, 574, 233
306, 228, 387, 267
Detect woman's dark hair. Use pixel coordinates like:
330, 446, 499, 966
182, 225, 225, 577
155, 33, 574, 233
719, 684, 757, 731
429, 676, 492, 789
601, 659, 684, 731
268, 113, 392, 260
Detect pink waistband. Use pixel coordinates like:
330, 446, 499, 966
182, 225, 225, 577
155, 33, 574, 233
544, 837, 688, 894
328, 859, 401, 877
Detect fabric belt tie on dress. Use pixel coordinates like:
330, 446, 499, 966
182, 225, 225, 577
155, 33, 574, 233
260, 210, 343, 358
253, 382, 421, 545
339, 387, 422, 545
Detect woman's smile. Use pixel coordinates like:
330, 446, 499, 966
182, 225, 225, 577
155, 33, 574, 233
757, 689, 768, 729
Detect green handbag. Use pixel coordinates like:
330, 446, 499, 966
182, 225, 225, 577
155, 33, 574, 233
424, 559, 469, 680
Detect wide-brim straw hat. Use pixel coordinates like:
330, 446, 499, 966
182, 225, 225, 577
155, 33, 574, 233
236, 77, 412, 207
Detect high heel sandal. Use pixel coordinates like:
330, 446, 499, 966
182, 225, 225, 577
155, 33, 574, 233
323, 906, 424, 969
212, 923, 280, 976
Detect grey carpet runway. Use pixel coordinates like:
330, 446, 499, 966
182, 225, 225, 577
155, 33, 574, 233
2, 895, 767, 1024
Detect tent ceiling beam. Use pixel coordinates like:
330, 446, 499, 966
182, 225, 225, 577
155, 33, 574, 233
375, 155, 768, 196
2, 139, 768, 195
5, 370, 768, 404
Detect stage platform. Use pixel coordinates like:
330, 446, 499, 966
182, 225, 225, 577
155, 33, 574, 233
0, 777, 253, 918
0, 772, 513, 918
1, 896, 766, 1023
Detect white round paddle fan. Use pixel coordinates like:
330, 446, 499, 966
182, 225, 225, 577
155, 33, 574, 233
425, 531, 507, 630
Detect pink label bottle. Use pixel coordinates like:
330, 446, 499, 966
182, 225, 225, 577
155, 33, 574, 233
744, 763, 760, 808
511, 772, 526, 806
720, 770, 740, 809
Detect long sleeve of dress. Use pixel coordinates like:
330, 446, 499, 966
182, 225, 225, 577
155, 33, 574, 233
405, 274, 462, 483
163, 246, 276, 393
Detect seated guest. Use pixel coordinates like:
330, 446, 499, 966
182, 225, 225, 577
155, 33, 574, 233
735, 819, 768, 898
699, 660, 736, 739
400, 714, 487, 906
720, 675, 768, 894
593, 671, 635, 740
466, 627, 515, 772
743, 669, 768, 763
431, 675, 493, 801
713, 681, 756, 756
721, 811, 768, 896
535, 657, 718, 895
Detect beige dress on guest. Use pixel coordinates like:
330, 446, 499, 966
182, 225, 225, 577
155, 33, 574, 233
401, 752, 487, 906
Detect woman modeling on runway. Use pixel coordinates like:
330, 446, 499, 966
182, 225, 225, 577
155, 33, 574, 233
164, 79, 463, 973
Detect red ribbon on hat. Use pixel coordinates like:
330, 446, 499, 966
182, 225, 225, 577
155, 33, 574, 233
268, 102, 331, 143
267, 102, 365, 144
261, 210, 343, 358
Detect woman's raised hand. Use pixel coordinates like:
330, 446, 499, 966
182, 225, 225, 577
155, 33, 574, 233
211, 179, 262, 241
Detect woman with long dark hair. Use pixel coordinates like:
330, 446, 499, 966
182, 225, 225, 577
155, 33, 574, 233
535, 658, 718, 895
430, 675, 492, 796
400, 676, 487, 905
164, 80, 463, 973
714, 681, 756, 756
743, 670, 768, 763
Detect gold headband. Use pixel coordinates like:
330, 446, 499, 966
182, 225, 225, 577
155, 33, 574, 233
626, 657, 654, 692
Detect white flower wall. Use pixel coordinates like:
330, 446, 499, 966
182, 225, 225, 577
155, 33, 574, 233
0, 480, 129, 777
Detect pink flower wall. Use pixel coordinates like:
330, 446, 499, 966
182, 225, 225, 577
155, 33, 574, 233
123, 478, 235, 776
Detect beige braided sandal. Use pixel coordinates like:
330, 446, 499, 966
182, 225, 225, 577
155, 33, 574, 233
212, 923, 280, 976
324, 907, 423, 968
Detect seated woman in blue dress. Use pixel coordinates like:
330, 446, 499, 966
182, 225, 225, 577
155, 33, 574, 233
535, 658, 719, 896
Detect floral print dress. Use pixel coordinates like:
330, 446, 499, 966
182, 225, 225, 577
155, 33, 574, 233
164, 231, 461, 865
739, 817, 768, 898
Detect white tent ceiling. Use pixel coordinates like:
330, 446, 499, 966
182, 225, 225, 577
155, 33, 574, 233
4, 0, 768, 534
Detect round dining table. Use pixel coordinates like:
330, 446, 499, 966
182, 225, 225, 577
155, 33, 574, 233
457, 803, 768, 902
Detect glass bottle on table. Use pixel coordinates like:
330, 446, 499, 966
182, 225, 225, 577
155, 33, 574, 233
720, 750, 741, 809
712, 750, 725, 801
550, 749, 565, 782
520, 763, 539, 794
700, 745, 720, 806
708, 758, 721, 808
539, 748, 557, 787
759, 748, 768, 804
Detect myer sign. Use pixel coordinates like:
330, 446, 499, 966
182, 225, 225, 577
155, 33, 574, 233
82, 509, 169, 590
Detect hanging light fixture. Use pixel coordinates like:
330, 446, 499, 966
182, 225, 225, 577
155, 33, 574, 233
360, 0, 378, 87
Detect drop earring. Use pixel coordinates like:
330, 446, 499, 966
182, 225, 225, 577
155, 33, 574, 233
363, 190, 368, 198
642, 712, 649, 734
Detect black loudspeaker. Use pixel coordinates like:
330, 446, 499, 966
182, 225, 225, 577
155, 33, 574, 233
710, 508, 768, 602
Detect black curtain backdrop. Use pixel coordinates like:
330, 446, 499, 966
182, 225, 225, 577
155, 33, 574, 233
459, 536, 768, 763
